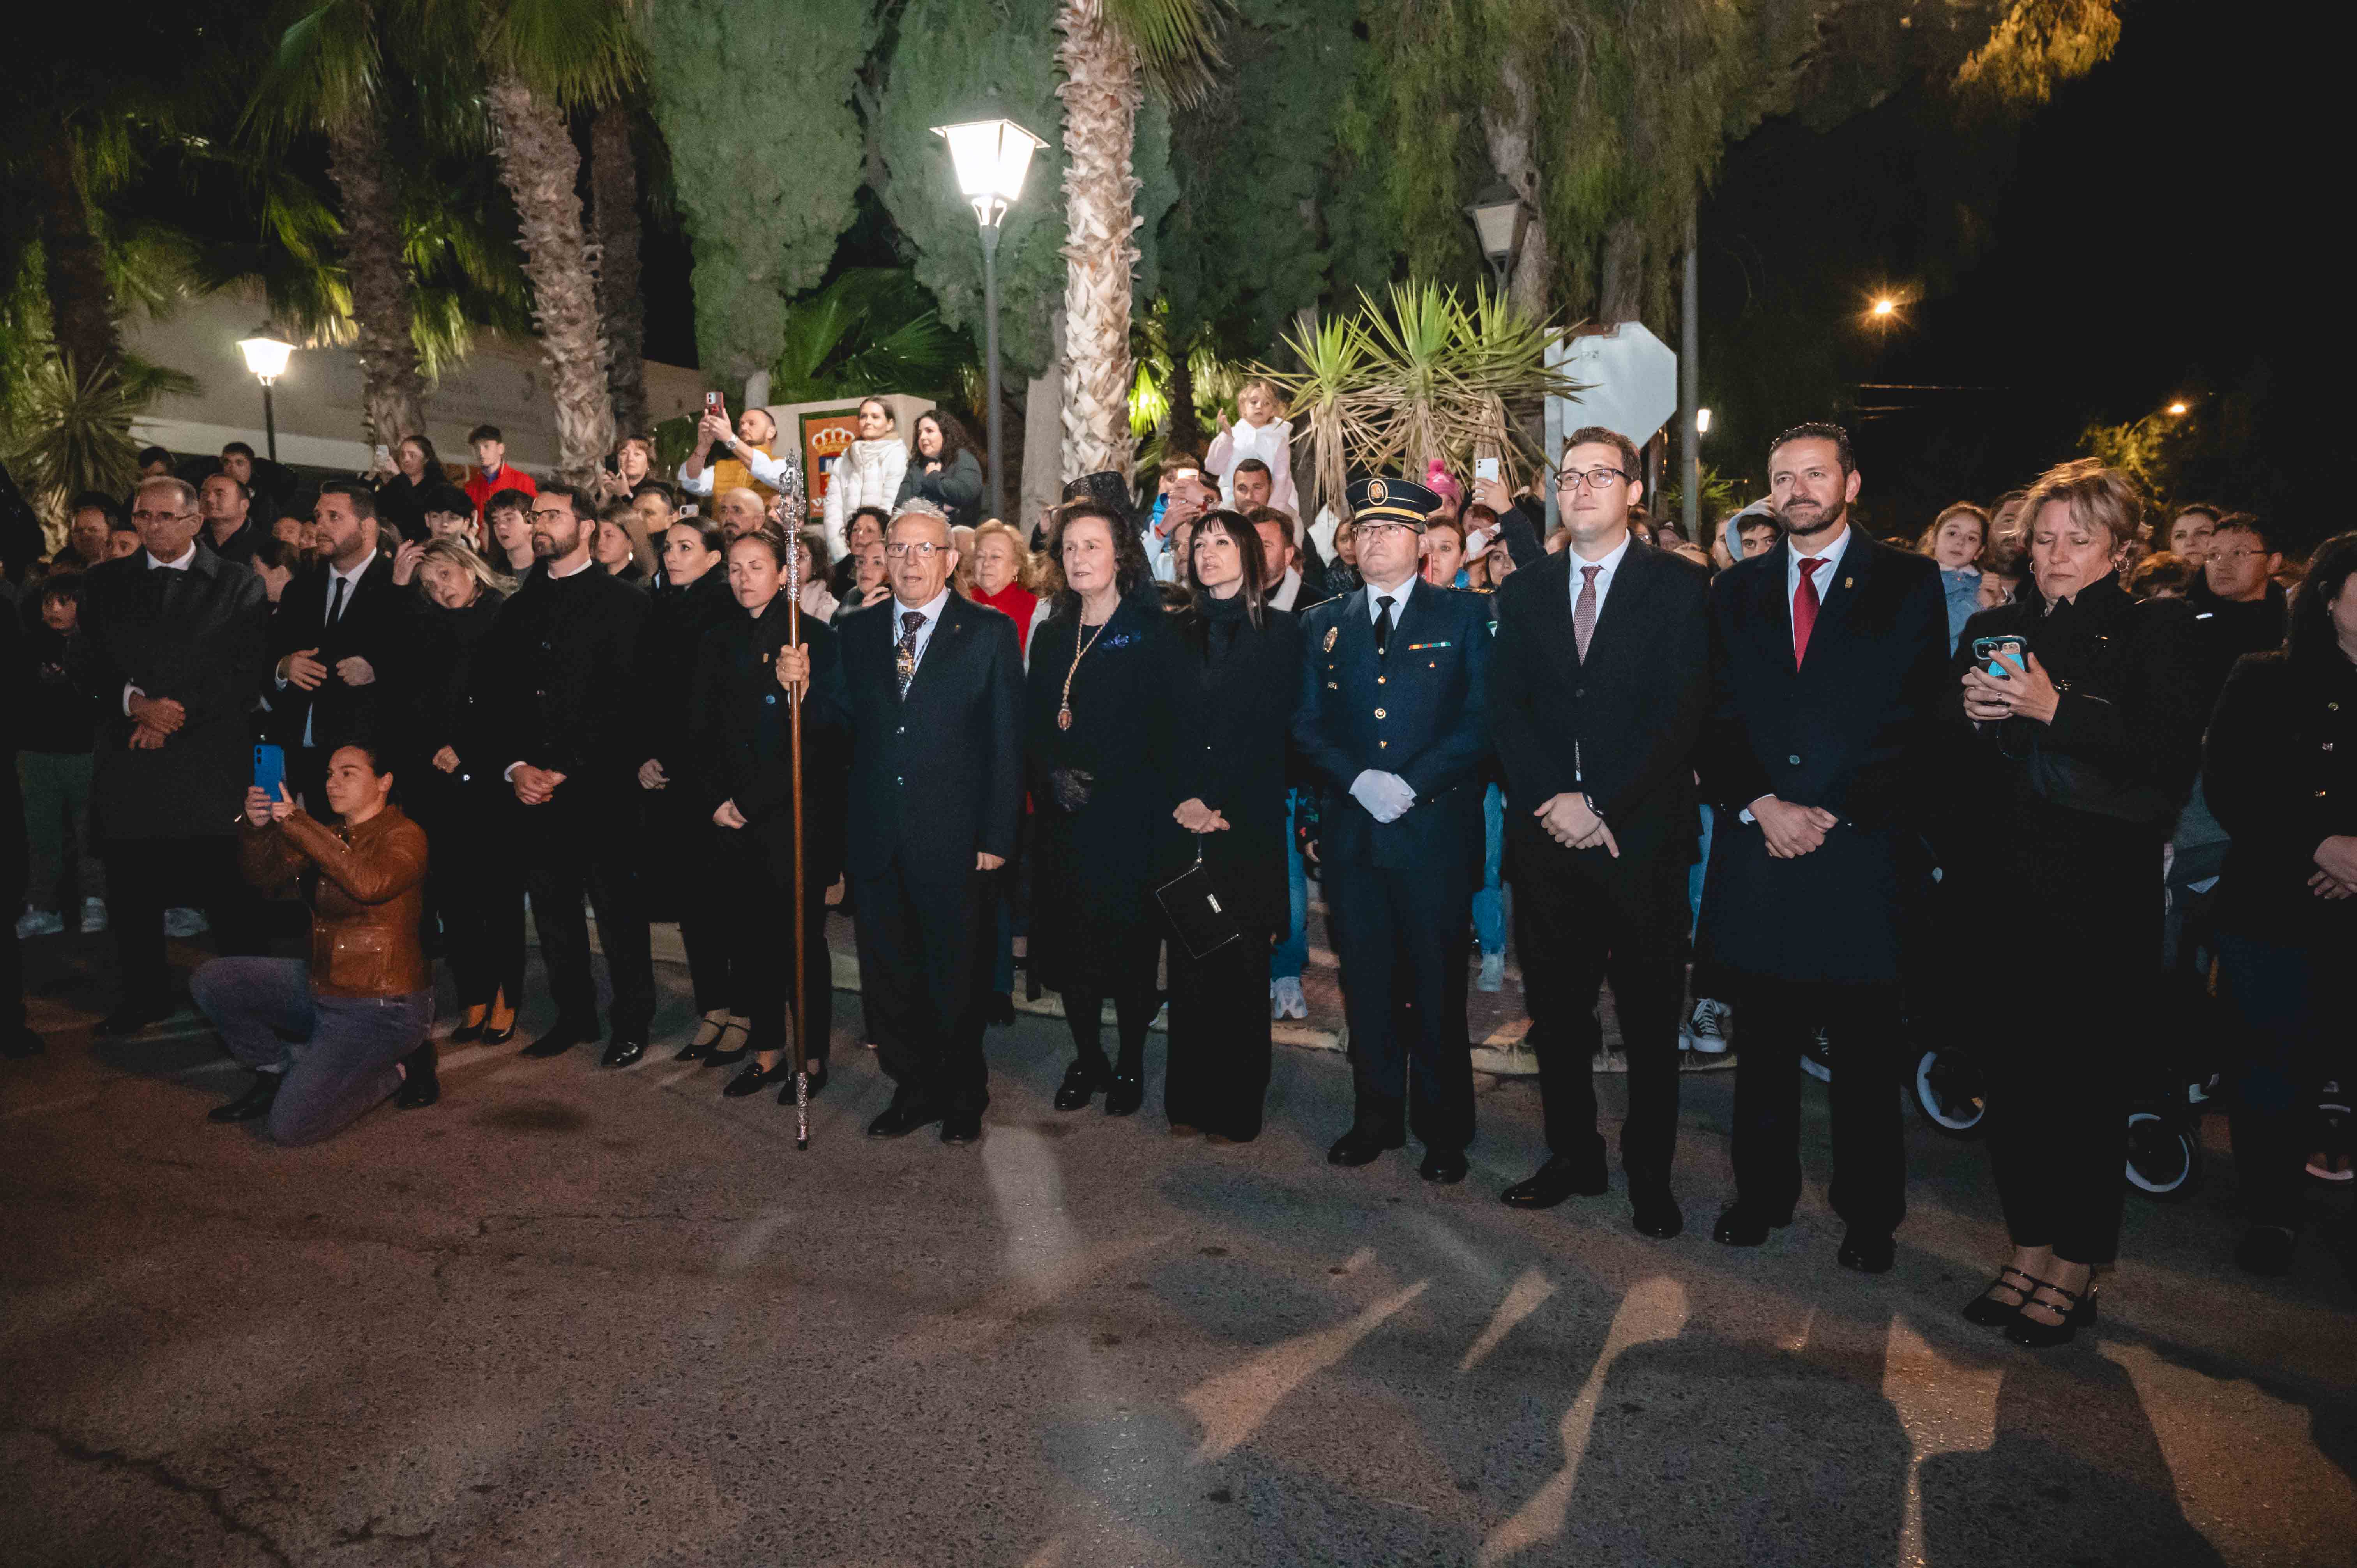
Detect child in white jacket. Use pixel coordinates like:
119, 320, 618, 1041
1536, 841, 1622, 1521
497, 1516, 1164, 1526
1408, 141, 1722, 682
1204, 378, 1298, 516
820, 396, 910, 557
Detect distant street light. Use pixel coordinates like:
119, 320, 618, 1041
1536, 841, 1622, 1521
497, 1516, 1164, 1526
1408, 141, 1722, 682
1869, 297, 1898, 321
933, 115, 1045, 521
2166, 400, 2189, 416
237, 327, 296, 462
1466, 182, 1526, 295
1696, 407, 1712, 435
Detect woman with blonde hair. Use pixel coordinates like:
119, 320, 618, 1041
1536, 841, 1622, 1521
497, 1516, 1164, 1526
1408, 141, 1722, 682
969, 519, 1047, 659
820, 396, 910, 558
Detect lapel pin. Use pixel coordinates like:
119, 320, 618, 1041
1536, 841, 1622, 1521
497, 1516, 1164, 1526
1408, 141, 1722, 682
1843, 577, 1853, 590
1322, 626, 1338, 653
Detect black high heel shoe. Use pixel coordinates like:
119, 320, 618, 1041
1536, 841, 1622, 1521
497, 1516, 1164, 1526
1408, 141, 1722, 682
2004, 1277, 2097, 1348
480, 1008, 518, 1046
448, 1010, 487, 1045
1961, 1265, 2041, 1327
704, 1021, 752, 1067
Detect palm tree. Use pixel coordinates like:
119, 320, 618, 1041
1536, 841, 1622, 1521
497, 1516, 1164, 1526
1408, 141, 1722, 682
1052, 0, 1224, 480
590, 102, 647, 442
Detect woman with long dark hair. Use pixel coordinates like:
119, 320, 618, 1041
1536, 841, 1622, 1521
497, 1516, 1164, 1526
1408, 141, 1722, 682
1026, 502, 1175, 1116
691, 529, 848, 1100
2204, 530, 2357, 1277
1160, 510, 1303, 1142
1944, 461, 2207, 1346
373, 433, 445, 539
894, 409, 985, 530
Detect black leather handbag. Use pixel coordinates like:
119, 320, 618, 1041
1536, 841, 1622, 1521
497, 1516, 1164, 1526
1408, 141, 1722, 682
1155, 838, 1240, 959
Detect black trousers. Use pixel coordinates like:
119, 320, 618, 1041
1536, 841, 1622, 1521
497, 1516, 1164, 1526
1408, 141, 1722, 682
1730, 976, 1907, 1236
102, 837, 263, 1005
1324, 854, 1476, 1154
851, 855, 991, 1113
1164, 922, 1274, 1141
1982, 969, 2132, 1264
413, 782, 525, 1012
720, 823, 836, 1062
1514, 834, 1689, 1187
521, 791, 655, 1035
1059, 918, 1162, 1079
2216, 932, 2335, 1233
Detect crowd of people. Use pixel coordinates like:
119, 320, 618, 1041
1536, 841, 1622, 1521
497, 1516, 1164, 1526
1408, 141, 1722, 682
4, 390, 2349, 1351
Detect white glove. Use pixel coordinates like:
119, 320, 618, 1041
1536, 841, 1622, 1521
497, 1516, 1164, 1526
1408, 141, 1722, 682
1349, 770, 1418, 824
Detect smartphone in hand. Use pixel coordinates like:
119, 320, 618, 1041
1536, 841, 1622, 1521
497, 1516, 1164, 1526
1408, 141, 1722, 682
1474, 457, 1500, 483
1971, 634, 2026, 679
253, 743, 287, 800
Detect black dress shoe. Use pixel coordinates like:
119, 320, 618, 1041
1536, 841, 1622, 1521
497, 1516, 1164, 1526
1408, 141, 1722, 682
778, 1062, 828, 1105
1053, 1060, 1108, 1111
1419, 1149, 1469, 1184
600, 1034, 647, 1069
722, 1059, 791, 1097
985, 992, 1017, 1027
940, 1108, 983, 1144
1630, 1185, 1685, 1239
1500, 1152, 1610, 1210
208, 1072, 283, 1123
867, 1088, 942, 1139
1327, 1125, 1406, 1167
95, 998, 174, 1038
1103, 1072, 1144, 1117
521, 1022, 593, 1059
1836, 1230, 1896, 1274
447, 1021, 484, 1045
1711, 1202, 1795, 1247
395, 1044, 439, 1109
2234, 1224, 2297, 1277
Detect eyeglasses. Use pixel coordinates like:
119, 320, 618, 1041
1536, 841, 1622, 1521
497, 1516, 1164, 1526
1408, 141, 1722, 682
1556, 468, 1627, 493
1353, 521, 1418, 540
129, 510, 191, 524
884, 542, 944, 560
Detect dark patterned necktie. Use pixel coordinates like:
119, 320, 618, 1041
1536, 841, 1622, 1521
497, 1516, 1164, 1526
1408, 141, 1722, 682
1573, 565, 1601, 662
896, 610, 925, 697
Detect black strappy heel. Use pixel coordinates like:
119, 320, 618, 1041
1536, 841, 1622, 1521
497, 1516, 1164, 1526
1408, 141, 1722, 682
1961, 1265, 2041, 1328
2004, 1277, 2098, 1348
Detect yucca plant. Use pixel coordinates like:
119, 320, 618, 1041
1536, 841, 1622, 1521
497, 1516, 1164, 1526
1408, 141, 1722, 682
1254, 309, 1378, 527
4, 353, 195, 523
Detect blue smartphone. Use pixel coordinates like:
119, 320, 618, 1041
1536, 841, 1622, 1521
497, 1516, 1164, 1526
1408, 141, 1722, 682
253, 743, 287, 801
1971, 634, 2026, 680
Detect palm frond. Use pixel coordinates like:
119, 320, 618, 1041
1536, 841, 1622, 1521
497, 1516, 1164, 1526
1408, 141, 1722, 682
1101, 0, 1233, 109
2, 354, 148, 517
477, 0, 643, 111
244, 0, 384, 148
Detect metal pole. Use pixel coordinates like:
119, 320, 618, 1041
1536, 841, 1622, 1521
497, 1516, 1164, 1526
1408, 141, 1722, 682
981, 222, 1005, 521
262, 381, 279, 464
1680, 200, 1700, 542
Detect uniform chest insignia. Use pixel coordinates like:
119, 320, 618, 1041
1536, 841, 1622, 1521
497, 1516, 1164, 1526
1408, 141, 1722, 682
1323, 626, 1338, 653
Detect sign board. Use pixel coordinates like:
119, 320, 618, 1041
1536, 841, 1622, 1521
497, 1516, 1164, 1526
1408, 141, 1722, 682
769, 394, 936, 525
1543, 323, 1677, 529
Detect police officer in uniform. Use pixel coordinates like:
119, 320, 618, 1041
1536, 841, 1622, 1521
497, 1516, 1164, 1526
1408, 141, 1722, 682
1293, 476, 1494, 1181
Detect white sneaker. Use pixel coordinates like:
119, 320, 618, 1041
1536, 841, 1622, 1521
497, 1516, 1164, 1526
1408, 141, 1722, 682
1273, 976, 1308, 1021
1801, 1025, 1833, 1082
79, 897, 108, 934
1476, 952, 1505, 992
15, 907, 64, 940
1681, 996, 1729, 1053
163, 906, 210, 939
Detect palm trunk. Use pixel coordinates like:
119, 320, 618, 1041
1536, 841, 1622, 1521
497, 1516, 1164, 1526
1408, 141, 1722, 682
324, 102, 429, 450
484, 67, 614, 482
35, 136, 120, 378
1055, 1, 1142, 481
591, 103, 648, 443
1481, 58, 1551, 323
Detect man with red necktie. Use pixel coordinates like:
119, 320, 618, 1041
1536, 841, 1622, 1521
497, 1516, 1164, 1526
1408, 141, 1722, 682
1693, 422, 1949, 1274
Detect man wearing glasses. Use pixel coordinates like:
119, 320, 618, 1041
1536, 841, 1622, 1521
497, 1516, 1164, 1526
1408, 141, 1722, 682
1488, 427, 1713, 1237
791, 499, 1022, 1146
1293, 475, 1494, 1183
79, 475, 270, 1035
2190, 512, 2287, 704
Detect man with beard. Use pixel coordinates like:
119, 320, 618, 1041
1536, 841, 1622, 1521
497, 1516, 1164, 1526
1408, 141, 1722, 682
1693, 423, 1947, 1274
475, 482, 656, 1064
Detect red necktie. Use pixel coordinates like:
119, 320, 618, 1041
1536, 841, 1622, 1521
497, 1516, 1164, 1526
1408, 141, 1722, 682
1792, 556, 1828, 666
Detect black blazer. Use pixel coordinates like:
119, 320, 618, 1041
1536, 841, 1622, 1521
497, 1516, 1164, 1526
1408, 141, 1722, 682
1292, 580, 1493, 873
1693, 531, 1948, 984
397, 586, 505, 774
80, 547, 270, 841
2203, 647, 2357, 945
690, 604, 850, 880
838, 593, 1024, 881
640, 567, 740, 780
472, 561, 652, 793
267, 551, 405, 752
1489, 539, 1711, 869
1157, 596, 1304, 928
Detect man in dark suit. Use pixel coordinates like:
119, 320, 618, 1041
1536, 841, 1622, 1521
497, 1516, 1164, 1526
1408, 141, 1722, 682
1293, 475, 1493, 1182
267, 480, 403, 809
79, 475, 271, 1033
1489, 427, 1712, 1237
474, 482, 657, 1065
1695, 422, 1949, 1273
795, 500, 1022, 1145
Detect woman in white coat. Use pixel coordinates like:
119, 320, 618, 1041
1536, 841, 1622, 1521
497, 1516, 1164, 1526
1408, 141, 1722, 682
820, 396, 909, 558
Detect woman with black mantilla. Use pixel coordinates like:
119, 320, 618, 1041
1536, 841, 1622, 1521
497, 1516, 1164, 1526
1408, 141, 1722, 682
1158, 509, 1302, 1142
1026, 500, 1177, 1117
691, 528, 849, 1101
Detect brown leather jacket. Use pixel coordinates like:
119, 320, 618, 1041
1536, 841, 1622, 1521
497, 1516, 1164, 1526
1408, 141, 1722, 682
240, 806, 432, 998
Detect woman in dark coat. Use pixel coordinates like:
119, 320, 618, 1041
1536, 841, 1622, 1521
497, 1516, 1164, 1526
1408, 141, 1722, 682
1944, 461, 2207, 1347
1025, 501, 1176, 1116
635, 517, 744, 1059
894, 410, 986, 531
371, 434, 443, 540
1159, 510, 1303, 1142
401, 539, 521, 1063
2202, 530, 2357, 1277
690, 529, 849, 1101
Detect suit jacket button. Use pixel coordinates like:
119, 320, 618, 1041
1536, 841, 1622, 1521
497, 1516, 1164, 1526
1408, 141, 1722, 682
1377, 676, 1386, 685
1575, 687, 1585, 698
896, 725, 905, 735
1374, 707, 1386, 719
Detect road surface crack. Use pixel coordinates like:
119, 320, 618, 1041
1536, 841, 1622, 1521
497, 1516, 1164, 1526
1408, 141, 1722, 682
23, 1425, 293, 1567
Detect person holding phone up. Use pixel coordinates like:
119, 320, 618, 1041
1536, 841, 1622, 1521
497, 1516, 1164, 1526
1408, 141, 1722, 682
1942, 459, 2207, 1347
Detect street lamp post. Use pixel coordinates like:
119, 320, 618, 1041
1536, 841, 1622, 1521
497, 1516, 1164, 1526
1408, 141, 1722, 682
932, 115, 1045, 523
236, 328, 295, 462
1465, 182, 1525, 296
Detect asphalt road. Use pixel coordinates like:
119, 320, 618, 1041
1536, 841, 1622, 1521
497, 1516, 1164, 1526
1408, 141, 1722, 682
4, 939, 2354, 1568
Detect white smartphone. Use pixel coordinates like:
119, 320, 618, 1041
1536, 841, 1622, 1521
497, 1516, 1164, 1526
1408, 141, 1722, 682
373, 443, 390, 467
1474, 457, 1500, 483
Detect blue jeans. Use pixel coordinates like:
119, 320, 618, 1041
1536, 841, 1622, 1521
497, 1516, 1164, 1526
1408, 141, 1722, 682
191, 957, 432, 1146
1273, 790, 1307, 982
1688, 804, 1716, 941
1470, 783, 1506, 956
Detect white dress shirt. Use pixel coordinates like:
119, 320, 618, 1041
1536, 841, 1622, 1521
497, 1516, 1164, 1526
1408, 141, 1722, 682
1362, 573, 1415, 626
1785, 522, 1852, 607
890, 587, 952, 676
1564, 530, 1634, 619
1268, 566, 1305, 612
